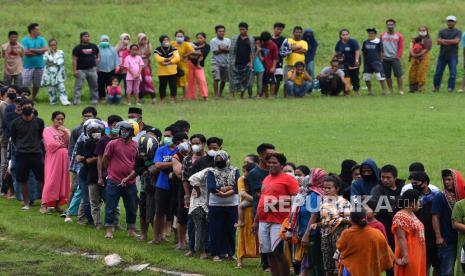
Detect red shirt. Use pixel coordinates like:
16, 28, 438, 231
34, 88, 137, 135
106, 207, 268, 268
368, 220, 387, 240
104, 138, 138, 184
257, 173, 299, 224
262, 41, 279, 73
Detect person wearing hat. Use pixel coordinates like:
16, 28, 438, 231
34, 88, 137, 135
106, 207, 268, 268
72, 32, 100, 105
433, 15, 461, 93
380, 19, 405, 95
361, 28, 388, 95
127, 107, 152, 132
407, 171, 441, 276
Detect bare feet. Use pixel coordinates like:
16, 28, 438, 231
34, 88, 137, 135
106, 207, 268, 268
105, 227, 114, 239
148, 239, 160, 245
234, 222, 245, 228
185, 251, 193, 257
199, 252, 208, 260
39, 206, 49, 214
212, 256, 222, 262
127, 229, 136, 237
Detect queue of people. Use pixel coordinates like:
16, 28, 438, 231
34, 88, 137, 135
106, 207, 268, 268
1, 16, 465, 104
0, 84, 465, 275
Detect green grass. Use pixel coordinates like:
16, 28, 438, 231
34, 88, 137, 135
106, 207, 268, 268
1, 0, 465, 275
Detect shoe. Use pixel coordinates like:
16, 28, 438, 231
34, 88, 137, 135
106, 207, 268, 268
64, 217, 73, 223
399, 91, 404, 95
136, 102, 142, 106
459, 89, 464, 93
21, 205, 30, 211
151, 98, 156, 104
448, 89, 453, 93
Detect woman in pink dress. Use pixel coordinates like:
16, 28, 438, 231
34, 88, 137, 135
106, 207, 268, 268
40, 111, 70, 214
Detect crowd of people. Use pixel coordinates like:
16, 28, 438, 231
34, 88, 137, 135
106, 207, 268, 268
2, 16, 465, 104
1, 82, 465, 275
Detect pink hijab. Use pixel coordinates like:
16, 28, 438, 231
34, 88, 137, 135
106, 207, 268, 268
310, 168, 328, 196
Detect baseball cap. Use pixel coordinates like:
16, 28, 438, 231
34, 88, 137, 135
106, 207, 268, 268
446, 15, 457, 22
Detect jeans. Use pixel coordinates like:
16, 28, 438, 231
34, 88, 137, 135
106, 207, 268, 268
104, 180, 138, 229
306, 60, 316, 90
208, 205, 237, 257
438, 242, 456, 276
78, 174, 93, 225
73, 67, 99, 104
107, 95, 122, 104
433, 55, 458, 90
286, 80, 312, 97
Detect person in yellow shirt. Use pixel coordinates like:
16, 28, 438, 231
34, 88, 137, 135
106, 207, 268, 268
154, 35, 180, 103
171, 30, 194, 97
284, 26, 308, 83
286, 61, 312, 97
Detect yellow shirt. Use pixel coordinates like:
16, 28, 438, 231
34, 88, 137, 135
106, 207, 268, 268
287, 71, 310, 86
171, 41, 194, 69
286, 39, 308, 66
154, 48, 180, 76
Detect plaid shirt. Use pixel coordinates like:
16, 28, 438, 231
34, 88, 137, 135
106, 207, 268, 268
69, 133, 86, 173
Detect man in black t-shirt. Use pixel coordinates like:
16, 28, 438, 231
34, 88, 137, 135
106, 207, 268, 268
272, 22, 286, 96
72, 32, 100, 105
10, 99, 44, 210
229, 22, 254, 98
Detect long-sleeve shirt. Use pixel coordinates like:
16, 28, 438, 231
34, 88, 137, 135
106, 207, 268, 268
154, 46, 180, 76
380, 32, 404, 60
11, 116, 44, 153
97, 46, 119, 72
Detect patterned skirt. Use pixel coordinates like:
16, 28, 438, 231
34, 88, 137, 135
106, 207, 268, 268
321, 225, 348, 274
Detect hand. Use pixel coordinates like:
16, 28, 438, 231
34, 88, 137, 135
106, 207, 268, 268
301, 233, 310, 248
309, 223, 318, 231
396, 255, 408, 266
115, 65, 120, 73
98, 177, 105, 187
251, 221, 258, 235
120, 177, 129, 187
184, 197, 190, 209
436, 236, 446, 247
247, 62, 252, 69
354, 61, 360, 67
73, 70, 79, 78
270, 67, 276, 73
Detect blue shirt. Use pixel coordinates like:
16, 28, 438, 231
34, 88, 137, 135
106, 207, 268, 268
362, 39, 383, 64
97, 46, 119, 72
335, 38, 360, 66
153, 145, 178, 190
431, 192, 458, 244
253, 53, 265, 73
21, 36, 47, 69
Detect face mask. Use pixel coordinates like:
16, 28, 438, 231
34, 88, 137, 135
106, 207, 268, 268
91, 133, 102, 140
286, 172, 295, 177
177, 142, 190, 152
22, 107, 33, 116
105, 127, 110, 136
192, 144, 202, 153
163, 137, 173, 146
216, 160, 227, 169
176, 37, 184, 44
207, 150, 217, 157
419, 31, 427, 37
110, 128, 119, 135
99, 41, 109, 48
120, 131, 130, 139
162, 42, 170, 47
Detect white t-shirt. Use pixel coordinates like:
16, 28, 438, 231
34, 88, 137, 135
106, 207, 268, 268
321, 66, 345, 78
400, 183, 440, 196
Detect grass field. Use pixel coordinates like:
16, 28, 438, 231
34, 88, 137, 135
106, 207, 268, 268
1, 0, 465, 275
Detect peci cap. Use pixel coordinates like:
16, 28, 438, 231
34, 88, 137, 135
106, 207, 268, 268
128, 107, 142, 115
366, 28, 377, 34
446, 15, 457, 22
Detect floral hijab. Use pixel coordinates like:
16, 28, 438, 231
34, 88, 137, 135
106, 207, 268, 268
310, 168, 328, 196
211, 150, 237, 188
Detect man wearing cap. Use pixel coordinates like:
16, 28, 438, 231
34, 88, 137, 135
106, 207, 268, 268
72, 32, 100, 105
408, 171, 441, 275
128, 107, 153, 142
434, 15, 461, 93
362, 28, 388, 95
380, 19, 404, 95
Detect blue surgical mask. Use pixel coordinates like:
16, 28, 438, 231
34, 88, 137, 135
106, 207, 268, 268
105, 127, 110, 136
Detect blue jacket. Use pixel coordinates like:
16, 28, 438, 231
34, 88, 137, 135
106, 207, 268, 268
351, 159, 380, 196
303, 29, 318, 63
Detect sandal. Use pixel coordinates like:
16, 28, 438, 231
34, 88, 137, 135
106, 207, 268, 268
212, 256, 222, 262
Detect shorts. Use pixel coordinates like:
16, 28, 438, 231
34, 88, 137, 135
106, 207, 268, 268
383, 58, 402, 78
259, 222, 284, 254
363, 61, 385, 81
155, 187, 171, 217
211, 64, 229, 82
263, 73, 276, 85
15, 152, 44, 183
22, 68, 44, 88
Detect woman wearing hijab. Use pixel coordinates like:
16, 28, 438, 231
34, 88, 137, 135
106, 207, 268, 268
301, 168, 327, 276
115, 33, 131, 93
137, 33, 156, 104
154, 35, 180, 103
207, 150, 240, 261
339, 160, 358, 200
97, 35, 119, 102
302, 29, 318, 91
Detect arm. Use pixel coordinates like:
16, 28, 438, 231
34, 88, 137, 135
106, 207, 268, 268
171, 51, 181, 64
72, 56, 78, 76
301, 213, 319, 247
397, 34, 404, 59
355, 49, 360, 66
432, 214, 446, 247
396, 228, 409, 265
172, 157, 182, 178
155, 161, 173, 170
452, 220, 465, 232
97, 155, 104, 186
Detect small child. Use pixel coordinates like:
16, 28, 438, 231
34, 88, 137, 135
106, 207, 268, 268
411, 37, 424, 64
248, 37, 265, 98
123, 44, 144, 105
235, 162, 256, 228
106, 76, 122, 104
365, 203, 387, 239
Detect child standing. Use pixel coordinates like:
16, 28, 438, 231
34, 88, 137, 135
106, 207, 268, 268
106, 76, 122, 104
123, 44, 144, 105
248, 37, 265, 98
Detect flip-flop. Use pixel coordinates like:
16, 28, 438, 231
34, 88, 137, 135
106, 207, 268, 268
105, 233, 113, 239
147, 240, 160, 245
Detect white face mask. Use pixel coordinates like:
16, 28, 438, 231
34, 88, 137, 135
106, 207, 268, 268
207, 150, 217, 157
192, 144, 202, 153
91, 133, 102, 140
286, 172, 295, 177
419, 31, 427, 37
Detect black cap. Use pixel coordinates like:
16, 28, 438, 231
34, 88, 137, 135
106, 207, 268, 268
408, 171, 430, 183
366, 28, 377, 34
128, 107, 142, 115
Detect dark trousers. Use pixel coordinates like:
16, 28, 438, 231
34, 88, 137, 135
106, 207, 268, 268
158, 75, 177, 98
320, 74, 344, 96
97, 70, 115, 99
345, 66, 360, 91
208, 205, 237, 257
78, 173, 93, 225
